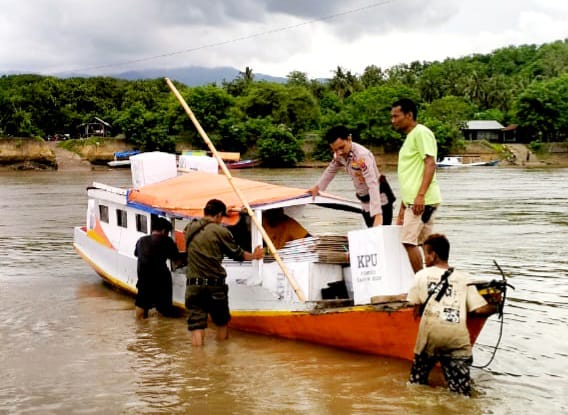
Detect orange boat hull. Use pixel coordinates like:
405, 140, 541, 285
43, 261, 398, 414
230, 307, 489, 361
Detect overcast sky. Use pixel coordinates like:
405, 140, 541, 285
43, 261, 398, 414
1, 0, 567, 79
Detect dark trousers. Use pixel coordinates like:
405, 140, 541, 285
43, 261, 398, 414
362, 203, 393, 227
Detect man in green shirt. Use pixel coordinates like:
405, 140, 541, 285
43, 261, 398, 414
184, 199, 264, 346
391, 98, 442, 273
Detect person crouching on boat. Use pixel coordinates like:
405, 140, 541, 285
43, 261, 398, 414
406, 234, 497, 396
184, 199, 264, 346
134, 217, 183, 319
309, 125, 391, 227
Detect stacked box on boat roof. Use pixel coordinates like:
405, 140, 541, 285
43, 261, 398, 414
178, 154, 219, 174
130, 151, 177, 188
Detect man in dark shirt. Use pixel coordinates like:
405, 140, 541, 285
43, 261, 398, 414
134, 217, 181, 319
184, 199, 264, 346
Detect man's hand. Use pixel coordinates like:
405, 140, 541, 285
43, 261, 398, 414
252, 245, 264, 260
243, 245, 265, 261
372, 214, 383, 227
308, 185, 320, 200
412, 194, 425, 215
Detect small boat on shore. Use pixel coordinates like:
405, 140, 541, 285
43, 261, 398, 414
437, 156, 500, 168
74, 152, 505, 360
107, 150, 140, 168
226, 159, 260, 169
182, 150, 259, 169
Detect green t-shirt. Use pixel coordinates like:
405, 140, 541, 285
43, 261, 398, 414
397, 124, 442, 206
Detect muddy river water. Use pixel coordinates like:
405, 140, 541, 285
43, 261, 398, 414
0, 166, 566, 414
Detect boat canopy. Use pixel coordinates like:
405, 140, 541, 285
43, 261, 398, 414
127, 171, 361, 221
113, 150, 140, 159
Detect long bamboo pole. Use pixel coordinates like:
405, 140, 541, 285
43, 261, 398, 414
165, 78, 306, 302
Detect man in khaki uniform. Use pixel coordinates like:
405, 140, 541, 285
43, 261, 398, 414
309, 125, 386, 227
184, 199, 264, 346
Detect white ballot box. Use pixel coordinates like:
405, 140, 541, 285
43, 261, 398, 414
130, 152, 177, 188
178, 155, 219, 174
348, 226, 414, 305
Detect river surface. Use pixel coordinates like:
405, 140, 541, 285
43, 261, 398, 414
0, 165, 567, 414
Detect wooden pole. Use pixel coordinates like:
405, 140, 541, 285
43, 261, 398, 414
165, 77, 306, 302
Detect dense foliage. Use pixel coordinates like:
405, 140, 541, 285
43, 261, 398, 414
1, 39, 567, 166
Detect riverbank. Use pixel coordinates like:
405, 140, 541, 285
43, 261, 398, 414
1, 137, 567, 171
0, 137, 131, 171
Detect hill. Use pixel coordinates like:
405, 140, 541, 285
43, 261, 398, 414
47, 65, 288, 86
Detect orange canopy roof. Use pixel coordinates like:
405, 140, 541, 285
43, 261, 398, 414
127, 171, 311, 221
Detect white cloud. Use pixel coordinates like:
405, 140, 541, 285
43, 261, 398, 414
0, 0, 567, 78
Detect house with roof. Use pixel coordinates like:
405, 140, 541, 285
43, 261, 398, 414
462, 120, 506, 142
77, 117, 112, 138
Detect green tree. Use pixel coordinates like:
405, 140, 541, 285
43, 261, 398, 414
224, 66, 255, 97
286, 71, 310, 87
328, 66, 361, 101
114, 102, 174, 151
257, 125, 304, 167
238, 83, 319, 134
514, 74, 568, 141
360, 65, 385, 88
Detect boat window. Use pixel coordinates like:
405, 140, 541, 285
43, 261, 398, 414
99, 205, 109, 223
116, 209, 128, 228
136, 214, 148, 233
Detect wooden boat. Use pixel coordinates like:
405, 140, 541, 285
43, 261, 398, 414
437, 156, 500, 168
73, 154, 505, 360
225, 159, 260, 169
182, 150, 259, 169
107, 150, 140, 168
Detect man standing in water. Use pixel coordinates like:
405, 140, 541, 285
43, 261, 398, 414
391, 98, 442, 272
134, 217, 182, 319
184, 199, 264, 346
309, 125, 390, 227
407, 233, 497, 395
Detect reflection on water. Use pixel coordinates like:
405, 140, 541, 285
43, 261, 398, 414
0, 167, 567, 414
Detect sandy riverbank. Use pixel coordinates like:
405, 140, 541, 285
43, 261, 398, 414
1, 137, 567, 172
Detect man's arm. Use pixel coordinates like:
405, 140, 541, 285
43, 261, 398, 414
359, 151, 382, 227
396, 203, 406, 226
412, 155, 436, 215
242, 245, 264, 261
309, 160, 341, 198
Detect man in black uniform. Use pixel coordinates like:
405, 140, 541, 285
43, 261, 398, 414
134, 217, 182, 319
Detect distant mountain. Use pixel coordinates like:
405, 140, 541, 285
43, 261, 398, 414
114, 66, 242, 86
48, 65, 287, 86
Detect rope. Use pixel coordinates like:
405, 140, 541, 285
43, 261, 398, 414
472, 260, 513, 369
472, 287, 507, 369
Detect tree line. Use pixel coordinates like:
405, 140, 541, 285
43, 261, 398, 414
1, 39, 567, 166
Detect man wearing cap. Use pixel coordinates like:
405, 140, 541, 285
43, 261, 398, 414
183, 199, 264, 346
